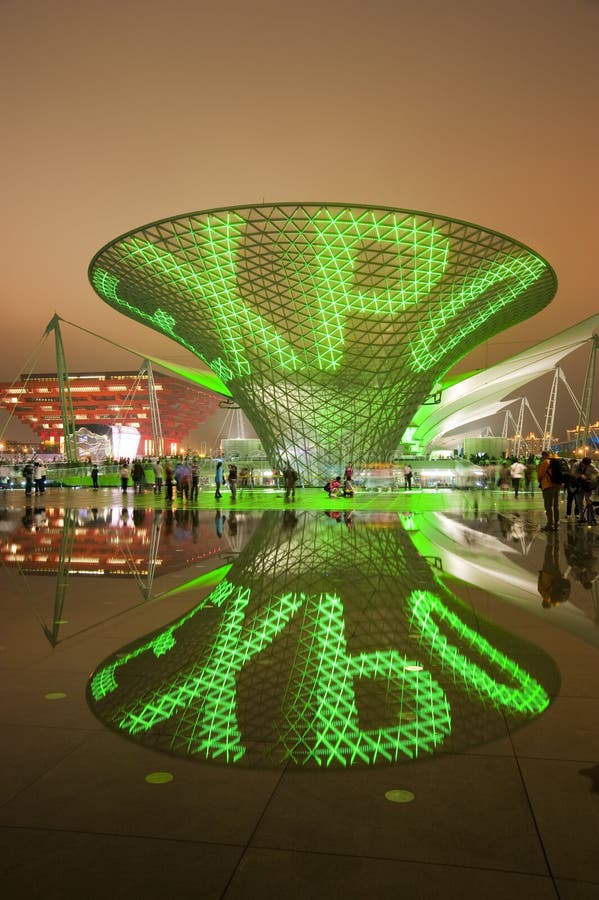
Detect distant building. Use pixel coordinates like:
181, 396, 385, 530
0, 371, 222, 458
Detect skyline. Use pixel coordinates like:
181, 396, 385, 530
1, 0, 598, 445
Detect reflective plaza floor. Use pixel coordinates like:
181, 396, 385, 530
1, 485, 598, 899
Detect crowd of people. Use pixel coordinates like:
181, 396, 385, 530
4, 453, 598, 521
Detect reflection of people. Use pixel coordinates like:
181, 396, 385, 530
538, 534, 571, 608
282, 508, 298, 532
132, 507, 145, 527
564, 525, 599, 590
22, 506, 34, 529
214, 509, 226, 537
227, 510, 238, 536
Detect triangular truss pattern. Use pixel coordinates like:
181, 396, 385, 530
89, 204, 556, 483
88, 510, 550, 769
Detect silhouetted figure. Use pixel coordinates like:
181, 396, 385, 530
538, 535, 571, 608
214, 461, 224, 500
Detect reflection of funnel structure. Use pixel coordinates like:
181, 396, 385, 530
88, 511, 555, 768
89, 204, 556, 482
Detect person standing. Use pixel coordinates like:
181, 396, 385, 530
524, 461, 534, 496
165, 459, 173, 502
190, 459, 200, 501
34, 461, 47, 495
509, 459, 525, 499
132, 459, 145, 494
91, 463, 99, 490
214, 460, 224, 500
566, 458, 581, 520
577, 457, 598, 525
228, 463, 238, 502
23, 460, 35, 497
498, 462, 510, 492
344, 462, 353, 482
537, 451, 560, 531
282, 463, 298, 502
403, 464, 413, 490
153, 459, 163, 494
120, 462, 130, 494
175, 460, 190, 501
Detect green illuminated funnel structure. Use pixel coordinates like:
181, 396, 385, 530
89, 204, 556, 481
88, 510, 553, 768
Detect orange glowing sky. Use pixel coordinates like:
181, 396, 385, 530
1, 0, 598, 439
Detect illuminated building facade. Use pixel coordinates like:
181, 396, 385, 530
89, 204, 557, 482
0, 371, 222, 457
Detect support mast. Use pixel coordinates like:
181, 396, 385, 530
46, 316, 78, 463
575, 335, 599, 452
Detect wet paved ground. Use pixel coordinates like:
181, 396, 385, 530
1, 486, 598, 898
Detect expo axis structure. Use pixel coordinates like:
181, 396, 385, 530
89, 203, 557, 484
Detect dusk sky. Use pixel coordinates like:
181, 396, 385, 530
1, 0, 598, 442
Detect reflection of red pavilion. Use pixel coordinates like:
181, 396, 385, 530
0, 370, 221, 456
1, 508, 237, 576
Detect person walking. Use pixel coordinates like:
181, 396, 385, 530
509, 459, 525, 499
577, 457, 598, 525
282, 463, 298, 502
22, 460, 35, 497
132, 459, 145, 494
175, 460, 191, 501
120, 462, 130, 494
214, 461, 225, 500
524, 462, 534, 496
153, 459, 163, 494
403, 464, 413, 490
165, 459, 173, 502
537, 451, 560, 531
566, 458, 582, 520
34, 461, 47, 495
228, 463, 238, 502
190, 460, 200, 501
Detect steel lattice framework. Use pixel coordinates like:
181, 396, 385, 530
89, 204, 557, 482
88, 510, 553, 769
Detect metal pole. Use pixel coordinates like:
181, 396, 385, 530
47, 316, 78, 463
575, 335, 598, 453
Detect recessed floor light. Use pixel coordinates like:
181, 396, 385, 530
385, 789, 415, 803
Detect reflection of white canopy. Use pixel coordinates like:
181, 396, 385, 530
408, 313, 599, 450
408, 511, 598, 646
